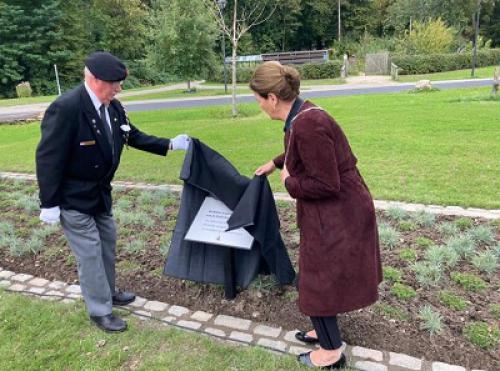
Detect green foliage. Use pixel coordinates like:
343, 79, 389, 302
455, 217, 474, 231
379, 224, 400, 249
399, 248, 417, 262
398, 221, 416, 232
463, 322, 500, 349
423, 245, 459, 268
437, 222, 459, 238
438, 291, 469, 311
471, 249, 498, 275
123, 238, 146, 254
147, 0, 218, 87
412, 211, 436, 227
392, 49, 500, 75
248, 275, 279, 295
490, 304, 500, 320
415, 236, 434, 249
383, 266, 402, 282
419, 305, 443, 335
467, 226, 495, 245
373, 303, 410, 321
446, 235, 476, 259
386, 206, 407, 221
411, 261, 443, 287
398, 18, 454, 55
391, 282, 417, 300
451, 272, 487, 292
13, 194, 39, 213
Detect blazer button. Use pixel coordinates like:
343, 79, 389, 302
94, 165, 99, 168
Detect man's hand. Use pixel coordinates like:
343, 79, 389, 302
40, 206, 60, 224
169, 134, 190, 151
255, 160, 276, 176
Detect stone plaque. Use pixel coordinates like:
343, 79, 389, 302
184, 196, 254, 250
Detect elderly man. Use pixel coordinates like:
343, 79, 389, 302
36, 51, 189, 332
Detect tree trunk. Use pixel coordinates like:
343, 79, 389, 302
231, 0, 238, 117
187, 80, 191, 91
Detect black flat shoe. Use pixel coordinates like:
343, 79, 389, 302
295, 330, 319, 344
90, 314, 127, 332
297, 352, 347, 369
112, 290, 135, 306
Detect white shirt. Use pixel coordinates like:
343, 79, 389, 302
84, 81, 112, 133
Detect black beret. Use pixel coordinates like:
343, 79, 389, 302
84, 51, 127, 82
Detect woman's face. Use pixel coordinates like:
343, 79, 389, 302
253, 92, 279, 120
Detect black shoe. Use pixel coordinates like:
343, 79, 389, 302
90, 314, 127, 332
295, 330, 319, 344
297, 352, 346, 369
112, 290, 135, 306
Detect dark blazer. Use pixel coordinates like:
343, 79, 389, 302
280, 101, 382, 316
36, 84, 170, 214
163, 139, 296, 289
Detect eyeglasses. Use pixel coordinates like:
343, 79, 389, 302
111, 80, 124, 87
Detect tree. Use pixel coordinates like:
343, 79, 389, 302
147, 0, 218, 91
88, 0, 149, 61
204, 0, 277, 117
398, 18, 455, 55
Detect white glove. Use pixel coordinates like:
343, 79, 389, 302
40, 206, 60, 225
170, 134, 190, 151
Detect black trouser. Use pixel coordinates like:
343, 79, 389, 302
310, 316, 343, 350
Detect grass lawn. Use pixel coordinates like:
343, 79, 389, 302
0, 87, 498, 208
398, 65, 499, 82
0, 291, 302, 370
0, 94, 58, 107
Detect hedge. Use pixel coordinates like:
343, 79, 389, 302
207, 60, 343, 83
391, 49, 500, 75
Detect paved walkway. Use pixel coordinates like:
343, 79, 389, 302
2, 172, 498, 220
0, 269, 482, 371
0, 77, 493, 122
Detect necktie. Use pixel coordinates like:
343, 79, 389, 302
99, 104, 113, 146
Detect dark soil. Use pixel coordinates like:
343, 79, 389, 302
1, 179, 499, 370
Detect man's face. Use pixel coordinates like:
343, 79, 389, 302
94, 79, 123, 105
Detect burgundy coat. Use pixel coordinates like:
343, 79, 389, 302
273, 101, 382, 316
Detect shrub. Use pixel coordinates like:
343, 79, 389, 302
440, 245, 460, 268
437, 222, 459, 238
399, 221, 416, 232
383, 266, 402, 283
413, 211, 436, 227
454, 217, 474, 231
15, 81, 32, 98
391, 49, 500, 75
398, 19, 454, 55
463, 322, 499, 349
419, 305, 443, 335
438, 291, 469, 311
379, 224, 400, 249
412, 261, 443, 287
386, 207, 407, 222
399, 248, 417, 262
451, 272, 487, 292
471, 249, 498, 275
424, 245, 446, 265
373, 303, 410, 321
490, 304, 500, 320
446, 235, 476, 259
415, 236, 434, 249
391, 283, 417, 300
467, 226, 495, 245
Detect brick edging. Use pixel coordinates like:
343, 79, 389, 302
1, 171, 498, 220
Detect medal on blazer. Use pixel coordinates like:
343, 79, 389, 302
120, 112, 131, 149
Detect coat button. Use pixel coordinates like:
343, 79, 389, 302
94, 165, 99, 168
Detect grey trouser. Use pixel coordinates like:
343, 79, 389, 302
60, 209, 116, 316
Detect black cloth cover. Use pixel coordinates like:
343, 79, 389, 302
163, 139, 295, 289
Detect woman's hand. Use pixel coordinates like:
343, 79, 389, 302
255, 160, 276, 176
280, 165, 290, 184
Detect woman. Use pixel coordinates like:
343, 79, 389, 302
250, 61, 382, 369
